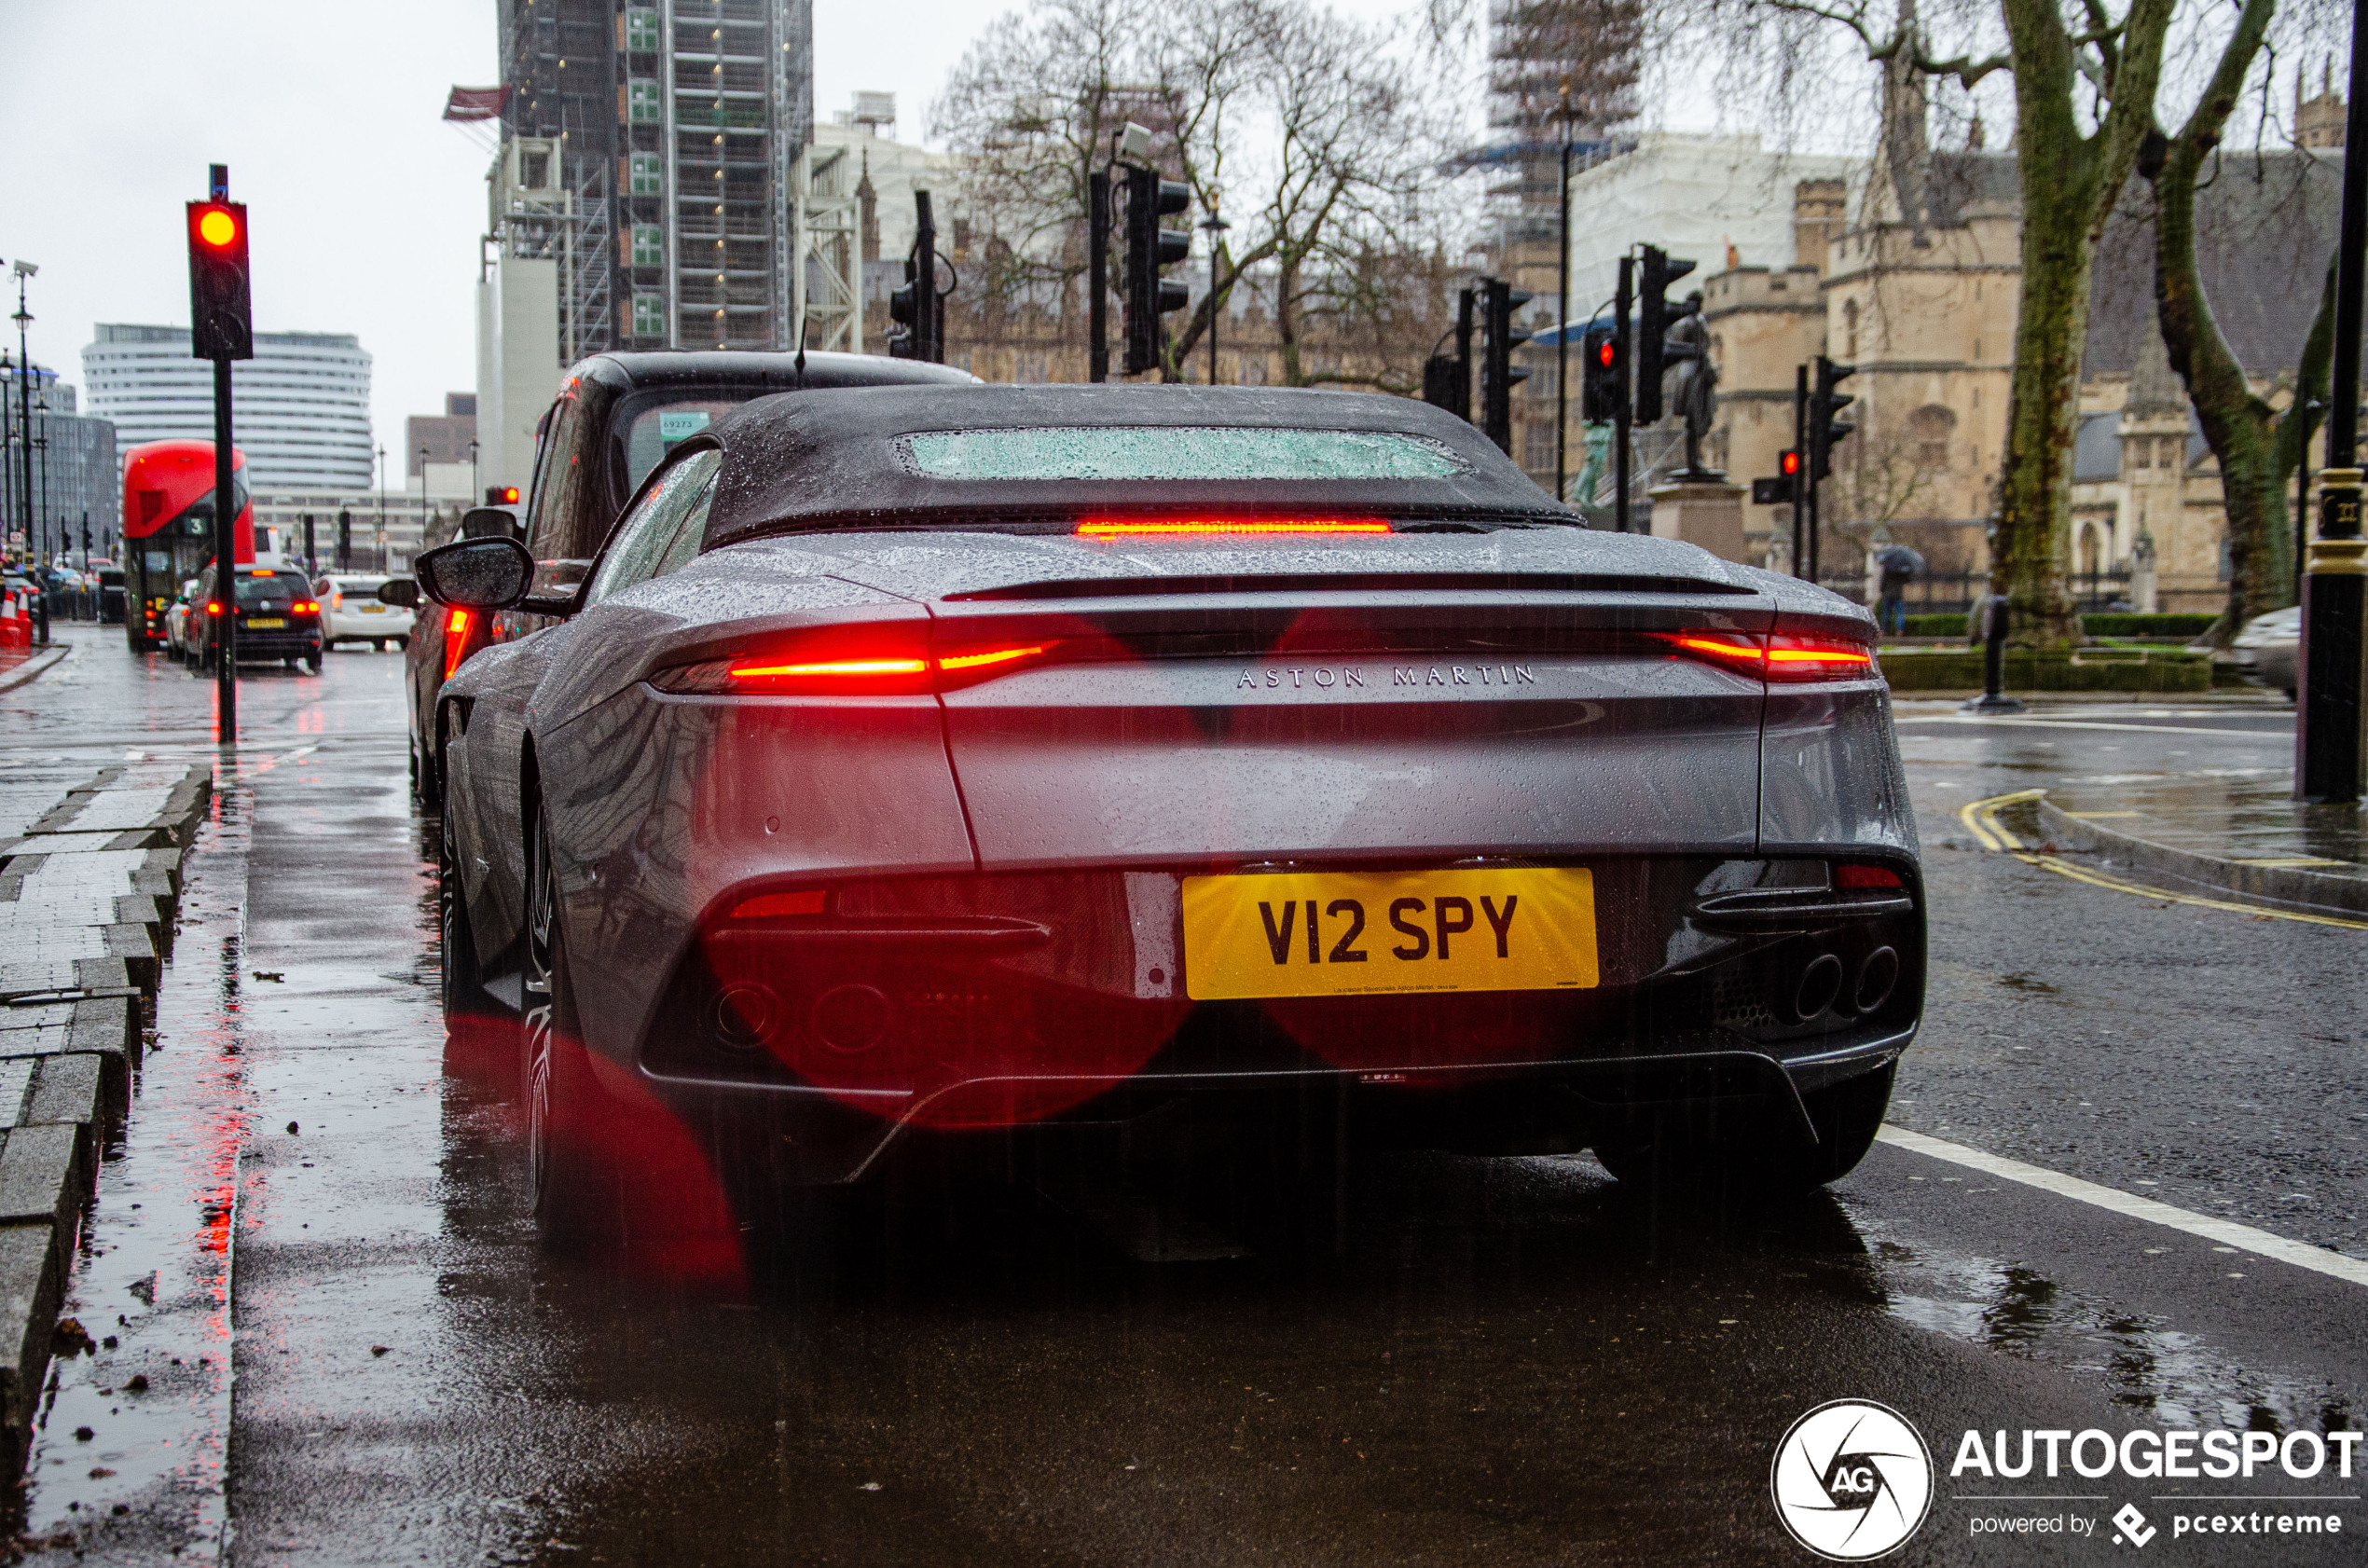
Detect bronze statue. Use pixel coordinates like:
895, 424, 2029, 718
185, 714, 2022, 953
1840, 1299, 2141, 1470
1663, 290, 1721, 478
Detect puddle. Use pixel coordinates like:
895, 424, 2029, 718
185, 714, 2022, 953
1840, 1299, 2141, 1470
1870, 1239, 2355, 1436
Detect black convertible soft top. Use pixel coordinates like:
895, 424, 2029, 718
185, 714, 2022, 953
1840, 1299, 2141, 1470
699, 384, 1575, 545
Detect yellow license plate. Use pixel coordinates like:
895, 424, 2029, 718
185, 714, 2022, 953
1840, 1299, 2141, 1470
1182, 868, 1598, 1000
247, 617, 285, 628
359, 603, 384, 613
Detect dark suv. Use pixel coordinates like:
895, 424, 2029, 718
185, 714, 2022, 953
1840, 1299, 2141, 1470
189, 563, 324, 672
401, 351, 975, 805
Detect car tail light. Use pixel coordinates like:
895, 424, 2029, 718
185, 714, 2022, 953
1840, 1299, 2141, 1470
1835, 863, 1906, 891
294, 599, 318, 612
1652, 630, 1876, 684
443, 608, 474, 681
206, 601, 222, 616
651, 640, 1056, 695
1074, 517, 1393, 538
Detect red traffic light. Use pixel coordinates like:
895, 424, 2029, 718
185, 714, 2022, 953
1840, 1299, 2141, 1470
487, 485, 520, 505
1780, 448, 1800, 475
1596, 338, 1616, 367
190, 202, 242, 253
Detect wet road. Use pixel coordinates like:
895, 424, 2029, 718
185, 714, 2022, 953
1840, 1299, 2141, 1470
4, 630, 2362, 1565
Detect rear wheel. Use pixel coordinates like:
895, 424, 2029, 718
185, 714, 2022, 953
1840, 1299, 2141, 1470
438, 798, 496, 1023
523, 803, 624, 1246
1593, 1062, 1894, 1196
306, 649, 324, 674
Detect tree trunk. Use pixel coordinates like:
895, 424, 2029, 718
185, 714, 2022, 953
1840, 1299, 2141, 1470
1989, 0, 2175, 647
1994, 148, 2101, 645
2142, 0, 2287, 641
2268, 255, 2341, 592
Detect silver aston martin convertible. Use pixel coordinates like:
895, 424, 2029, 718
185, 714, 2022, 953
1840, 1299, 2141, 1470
415, 384, 1921, 1243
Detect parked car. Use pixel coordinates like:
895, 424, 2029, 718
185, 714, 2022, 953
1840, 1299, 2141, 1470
187, 563, 324, 673
421, 383, 1922, 1250
96, 565, 126, 626
165, 580, 198, 661
320, 572, 413, 650
2231, 604, 2299, 698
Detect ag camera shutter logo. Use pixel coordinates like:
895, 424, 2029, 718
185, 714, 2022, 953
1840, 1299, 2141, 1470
1771, 1399, 1934, 1560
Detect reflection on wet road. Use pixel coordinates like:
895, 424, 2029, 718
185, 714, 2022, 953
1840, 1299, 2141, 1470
4, 639, 2362, 1563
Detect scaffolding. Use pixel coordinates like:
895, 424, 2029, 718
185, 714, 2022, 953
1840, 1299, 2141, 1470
493, 0, 813, 355
792, 143, 863, 352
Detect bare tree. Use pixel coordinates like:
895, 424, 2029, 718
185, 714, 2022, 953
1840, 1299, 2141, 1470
2141, 7, 2347, 640
932, 0, 1463, 383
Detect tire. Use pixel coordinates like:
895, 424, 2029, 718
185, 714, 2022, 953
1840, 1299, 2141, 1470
1594, 1061, 1895, 1197
522, 801, 625, 1247
307, 650, 324, 674
438, 800, 498, 1023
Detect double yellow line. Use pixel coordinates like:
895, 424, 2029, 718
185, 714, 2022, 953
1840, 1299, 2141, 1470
1958, 790, 2368, 930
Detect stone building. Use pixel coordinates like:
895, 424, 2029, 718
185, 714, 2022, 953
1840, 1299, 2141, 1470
1681, 97, 2345, 612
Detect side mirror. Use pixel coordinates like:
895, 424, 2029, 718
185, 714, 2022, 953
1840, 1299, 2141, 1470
414, 537, 533, 611
461, 506, 523, 542
377, 579, 421, 610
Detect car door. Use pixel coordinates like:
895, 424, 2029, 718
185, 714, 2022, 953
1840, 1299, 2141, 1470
450, 447, 723, 968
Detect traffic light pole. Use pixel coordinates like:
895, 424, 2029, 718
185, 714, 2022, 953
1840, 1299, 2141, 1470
1613, 257, 1632, 534
211, 353, 236, 741
2298, 0, 2368, 803
1088, 169, 1109, 383
1792, 364, 1810, 578
1554, 138, 1573, 503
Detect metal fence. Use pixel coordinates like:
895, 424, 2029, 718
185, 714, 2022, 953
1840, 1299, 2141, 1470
1814, 566, 2134, 617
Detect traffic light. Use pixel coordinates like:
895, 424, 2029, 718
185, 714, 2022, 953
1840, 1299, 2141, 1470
485, 485, 520, 506
186, 199, 254, 362
888, 258, 924, 360
1809, 356, 1857, 479
1479, 277, 1532, 454
1633, 245, 1695, 425
1122, 163, 1191, 375
1751, 449, 1800, 505
1580, 323, 1624, 423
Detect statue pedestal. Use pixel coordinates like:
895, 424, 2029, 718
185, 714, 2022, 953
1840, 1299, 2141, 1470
1646, 478, 1750, 564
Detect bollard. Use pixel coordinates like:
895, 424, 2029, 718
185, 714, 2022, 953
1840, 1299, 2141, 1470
1961, 593, 2026, 713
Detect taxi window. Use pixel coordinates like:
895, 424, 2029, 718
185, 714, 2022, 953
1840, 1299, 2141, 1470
898, 427, 1467, 481
585, 449, 723, 606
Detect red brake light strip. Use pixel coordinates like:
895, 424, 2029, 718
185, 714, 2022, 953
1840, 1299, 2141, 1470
1654, 631, 1876, 683
1075, 518, 1392, 538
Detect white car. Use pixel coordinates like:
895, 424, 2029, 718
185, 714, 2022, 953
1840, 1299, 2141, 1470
2231, 604, 2299, 699
320, 573, 414, 650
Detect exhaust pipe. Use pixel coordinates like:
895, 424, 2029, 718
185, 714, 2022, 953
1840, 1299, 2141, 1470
1853, 946, 1900, 1014
1791, 954, 1844, 1022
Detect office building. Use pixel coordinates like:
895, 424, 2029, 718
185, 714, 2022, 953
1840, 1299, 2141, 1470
80, 325, 375, 490
0, 364, 119, 559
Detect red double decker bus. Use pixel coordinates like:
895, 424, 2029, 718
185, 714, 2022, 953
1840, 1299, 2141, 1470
121, 439, 254, 652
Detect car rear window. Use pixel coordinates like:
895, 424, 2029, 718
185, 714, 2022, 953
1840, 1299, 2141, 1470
234, 573, 299, 605
897, 427, 1467, 482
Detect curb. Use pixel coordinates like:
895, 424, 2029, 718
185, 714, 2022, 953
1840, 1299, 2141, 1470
0, 644, 70, 695
0, 761, 213, 1477
2034, 796, 2368, 919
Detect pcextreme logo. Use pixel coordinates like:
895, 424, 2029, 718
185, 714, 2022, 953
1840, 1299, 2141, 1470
1771, 1399, 1936, 1561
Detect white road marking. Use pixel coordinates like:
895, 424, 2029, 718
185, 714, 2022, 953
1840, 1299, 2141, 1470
1895, 715, 2287, 738
1876, 1125, 2368, 1289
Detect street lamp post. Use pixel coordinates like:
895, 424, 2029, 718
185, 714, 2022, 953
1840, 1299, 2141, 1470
418, 443, 430, 546
375, 444, 387, 572
468, 436, 480, 505
9, 263, 34, 570
1199, 198, 1230, 387
2297, 0, 2368, 803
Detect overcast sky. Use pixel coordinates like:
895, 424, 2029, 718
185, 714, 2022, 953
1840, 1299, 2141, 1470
1, 0, 1701, 484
